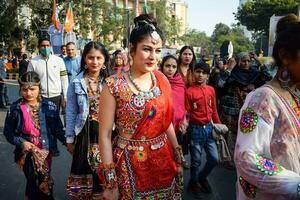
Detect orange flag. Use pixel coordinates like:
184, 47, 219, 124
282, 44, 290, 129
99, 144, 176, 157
51, 0, 60, 31
64, 3, 74, 33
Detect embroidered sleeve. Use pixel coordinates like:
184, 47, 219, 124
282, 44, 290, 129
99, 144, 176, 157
239, 107, 258, 133
235, 88, 300, 198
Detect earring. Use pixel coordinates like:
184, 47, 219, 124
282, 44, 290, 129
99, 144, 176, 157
102, 65, 106, 70
84, 65, 88, 69
278, 68, 290, 89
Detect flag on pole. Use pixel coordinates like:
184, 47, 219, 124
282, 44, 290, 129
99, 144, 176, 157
64, 2, 75, 33
52, 0, 60, 31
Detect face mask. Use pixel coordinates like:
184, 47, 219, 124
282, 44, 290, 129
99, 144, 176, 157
40, 47, 51, 57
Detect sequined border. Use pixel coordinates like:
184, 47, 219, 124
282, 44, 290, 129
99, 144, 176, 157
239, 176, 256, 199
240, 107, 258, 133
255, 154, 283, 175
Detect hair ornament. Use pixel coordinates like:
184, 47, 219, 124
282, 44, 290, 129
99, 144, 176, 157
18, 80, 41, 88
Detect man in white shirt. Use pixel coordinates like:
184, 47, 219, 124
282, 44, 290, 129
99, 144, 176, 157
27, 34, 68, 155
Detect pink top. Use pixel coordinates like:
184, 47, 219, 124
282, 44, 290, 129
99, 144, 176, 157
20, 102, 41, 146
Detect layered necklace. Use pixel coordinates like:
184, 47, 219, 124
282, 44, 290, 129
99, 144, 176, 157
86, 75, 100, 96
128, 70, 160, 101
85, 74, 101, 120
27, 102, 40, 130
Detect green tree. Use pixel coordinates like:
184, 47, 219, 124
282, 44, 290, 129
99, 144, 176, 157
211, 23, 254, 55
235, 0, 298, 35
179, 29, 213, 54
211, 23, 231, 42
0, 0, 28, 51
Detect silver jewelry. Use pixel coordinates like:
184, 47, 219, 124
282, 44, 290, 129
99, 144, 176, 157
128, 71, 160, 101
277, 68, 290, 89
278, 69, 300, 105
150, 31, 161, 44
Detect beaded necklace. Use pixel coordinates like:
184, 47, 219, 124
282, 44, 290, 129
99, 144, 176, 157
27, 102, 40, 130
86, 75, 100, 95
128, 70, 160, 100
85, 75, 101, 120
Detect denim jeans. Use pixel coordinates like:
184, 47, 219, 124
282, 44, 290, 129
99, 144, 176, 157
188, 122, 219, 183
42, 96, 66, 152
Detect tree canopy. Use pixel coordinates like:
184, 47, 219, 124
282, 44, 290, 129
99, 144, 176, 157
235, 0, 298, 35
0, 0, 182, 52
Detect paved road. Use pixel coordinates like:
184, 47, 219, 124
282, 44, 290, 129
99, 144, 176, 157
0, 81, 237, 200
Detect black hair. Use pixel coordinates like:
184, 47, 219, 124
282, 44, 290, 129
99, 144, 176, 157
112, 49, 122, 56
22, 54, 28, 60
66, 42, 76, 47
273, 22, 300, 68
160, 55, 178, 73
178, 46, 196, 71
38, 30, 51, 47
19, 71, 40, 85
61, 45, 66, 50
129, 14, 164, 52
80, 41, 110, 79
276, 13, 299, 35
194, 62, 210, 74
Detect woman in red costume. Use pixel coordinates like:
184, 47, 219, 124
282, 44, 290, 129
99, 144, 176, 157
98, 14, 184, 200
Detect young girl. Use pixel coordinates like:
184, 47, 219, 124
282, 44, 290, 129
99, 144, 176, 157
65, 41, 110, 199
4, 71, 56, 200
160, 55, 189, 163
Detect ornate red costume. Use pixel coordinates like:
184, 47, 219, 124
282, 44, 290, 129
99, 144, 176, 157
105, 70, 182, 199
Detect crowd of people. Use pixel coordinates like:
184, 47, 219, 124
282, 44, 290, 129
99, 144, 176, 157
2, 13, 300, 200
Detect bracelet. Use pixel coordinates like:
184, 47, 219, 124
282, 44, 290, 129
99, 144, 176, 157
97, 163, 118, 190
174, 146, 184, 167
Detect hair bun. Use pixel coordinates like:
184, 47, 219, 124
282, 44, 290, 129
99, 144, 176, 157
134, 14, 157, 28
